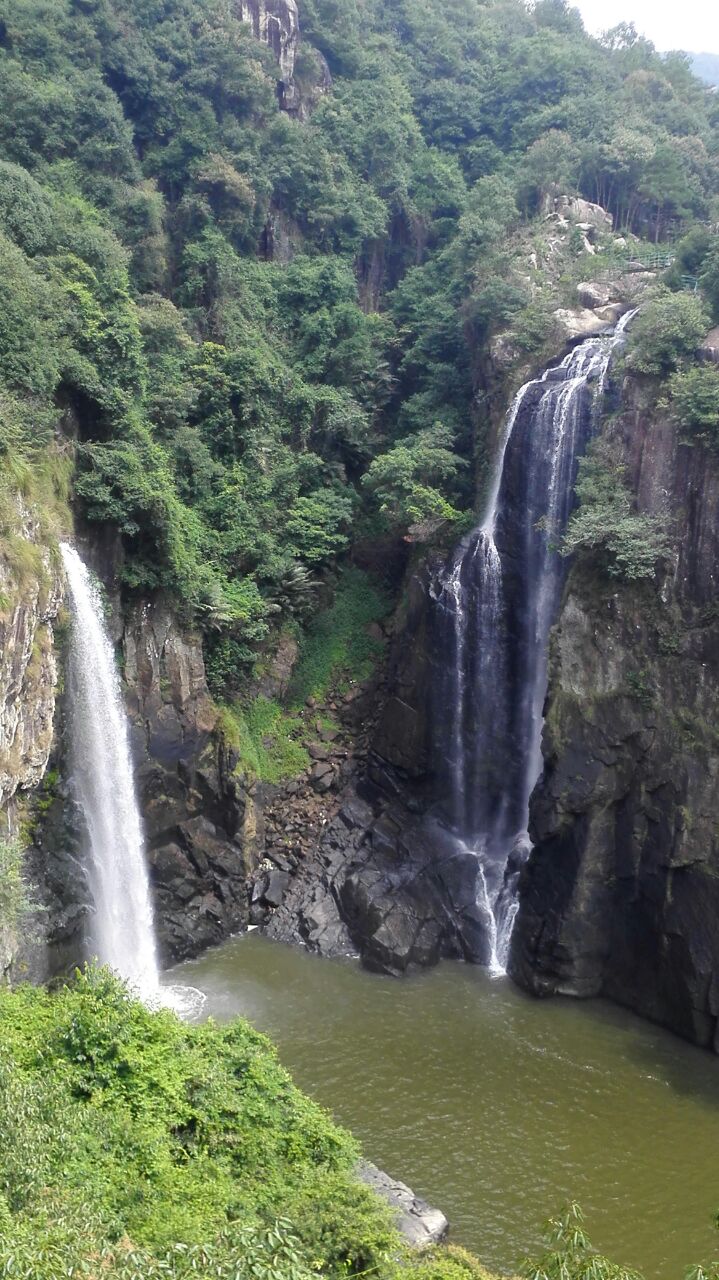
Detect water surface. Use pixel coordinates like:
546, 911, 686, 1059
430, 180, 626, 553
166, 934, 719, 1279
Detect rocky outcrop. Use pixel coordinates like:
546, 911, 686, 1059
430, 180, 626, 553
0, 496, 65, 978
237, 0, 299, 107
357, 1162, 448, 1247
552, 306, 613, 342
699, 326, 719, 364
236, 0, 330, 117
122, 599, 259, 962
511, 380, 719, 1051
0, 503, 63, 813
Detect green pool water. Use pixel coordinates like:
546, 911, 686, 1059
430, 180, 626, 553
166, 932, 719, 1279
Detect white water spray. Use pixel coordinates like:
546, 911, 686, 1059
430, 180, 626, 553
60, 544, 161, 999
434, 311, 636, 975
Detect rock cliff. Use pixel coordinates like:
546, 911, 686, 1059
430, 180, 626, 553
0, 503, 63, 816
510, 378, 719, 1051
123, 599, 259, 962
237, 0, 300, 108
0, 493, 65, 977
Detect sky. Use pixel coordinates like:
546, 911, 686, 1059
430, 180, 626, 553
571, 0, 719, 54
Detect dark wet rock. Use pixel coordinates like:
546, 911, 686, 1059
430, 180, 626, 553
264, 788, 499, 975
120, 598, 260, 963
511, 386, 719, 1052
357, 1161, 448, 1247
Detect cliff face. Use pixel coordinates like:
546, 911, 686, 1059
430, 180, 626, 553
2, 520, 259, 979
511, 380, 719, 1051
0, 495, 65, 977
237, 0, 299, 106
123, 599, 260, 962
0, 505, 63, 815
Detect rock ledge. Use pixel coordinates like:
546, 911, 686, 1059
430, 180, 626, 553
357, 1160, 449, 1247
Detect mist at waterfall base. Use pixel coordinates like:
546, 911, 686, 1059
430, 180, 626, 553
431, 314, 634, 973
60, 544, 203, 1016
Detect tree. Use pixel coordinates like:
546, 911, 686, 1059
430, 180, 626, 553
663, 365, 719, 450
362, 422, 464, 531
561, 438, 672, 579
627, 292, 711, 375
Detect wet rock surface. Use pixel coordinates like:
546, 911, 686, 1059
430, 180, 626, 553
357, 1161, 448, 1247
123, 599, 259, 963
511, 385, 719, 1052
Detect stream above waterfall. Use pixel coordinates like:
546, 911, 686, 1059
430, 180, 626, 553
167, 933, 719, 1280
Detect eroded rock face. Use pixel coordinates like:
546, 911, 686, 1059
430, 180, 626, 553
0, 503, 63, 812
510, 385, 719, 1051
122, 599, 259, 962
357, 1161, 448, 1247
0, 498, 64, 979
236, 0, 300, 109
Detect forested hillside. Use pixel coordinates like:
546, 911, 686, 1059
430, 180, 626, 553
1, 0, 718, 697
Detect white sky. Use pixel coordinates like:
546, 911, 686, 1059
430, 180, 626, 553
571, 0, 719, 53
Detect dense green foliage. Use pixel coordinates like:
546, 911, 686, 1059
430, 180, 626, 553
0, 836, 32, 933
1, 0, 718, 692
561, 438, 671, 579
662, 364, 719, 450
0, 968, 405, 1278
626, 291, 711, 375
217, 567, 387, 780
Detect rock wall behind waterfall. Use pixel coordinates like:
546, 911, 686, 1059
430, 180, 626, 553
2, 516, 260, 981
0, 494, 64, 976
122, 599, 261, 962
511, 376, 719, 1052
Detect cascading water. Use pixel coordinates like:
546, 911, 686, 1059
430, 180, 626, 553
432, 312, 635, 975
60, 544, 161, 1000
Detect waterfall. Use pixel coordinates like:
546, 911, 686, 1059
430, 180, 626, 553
433, 312, 635, 975
60, 544, 160, 1000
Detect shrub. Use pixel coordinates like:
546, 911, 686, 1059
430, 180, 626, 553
0, 967, 398, 1277
0, 837, 33, 933
562, 438, 672, 580
218, 697, 310, 783
626, 292, 710, 376
521, 1203, 642, 1280
662, 365, 719, 450
288, 567, 389, 703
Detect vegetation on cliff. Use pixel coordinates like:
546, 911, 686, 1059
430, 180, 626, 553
0, 967, 407, 1278
1, 0, 718, 694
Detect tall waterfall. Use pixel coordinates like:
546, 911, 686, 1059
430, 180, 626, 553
432, 312, 635, 974
60, 544, 160, 1000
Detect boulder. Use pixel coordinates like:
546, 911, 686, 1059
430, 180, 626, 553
555, 196, 614, 230
576, 281, 611, 309
553, 307, 610, 342
699, 326, 719, 364
594, 303, 626, 324
357, 1161, 448, 1247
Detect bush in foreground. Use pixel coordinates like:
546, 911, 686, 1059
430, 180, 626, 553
0, 967, 398, 1278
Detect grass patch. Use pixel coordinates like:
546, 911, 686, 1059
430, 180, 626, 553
216, 568, 389, 785
218, 698, 310, 784
0, 836, 33, 934
288, 567, 390, 706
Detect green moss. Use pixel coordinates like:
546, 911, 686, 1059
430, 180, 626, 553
288, 567, 389, 705
0, 837, 33, 933
219, 698, 310, 784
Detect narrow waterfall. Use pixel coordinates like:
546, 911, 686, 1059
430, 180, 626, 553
432, 312, 635, 974
60, 544, 160, 1000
